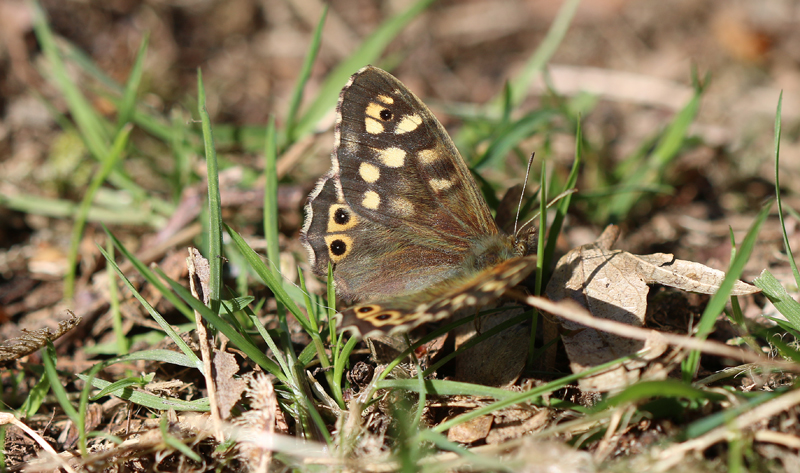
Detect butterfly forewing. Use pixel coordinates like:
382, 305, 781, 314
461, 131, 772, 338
336, 67, 499, 246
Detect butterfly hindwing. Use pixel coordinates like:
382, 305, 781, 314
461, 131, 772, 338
338, 255, 536, 337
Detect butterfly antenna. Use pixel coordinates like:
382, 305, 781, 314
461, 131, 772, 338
513, 152, 536, 238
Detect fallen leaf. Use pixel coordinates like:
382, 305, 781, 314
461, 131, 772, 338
447, 414, 493, 444
545, 225, 757, 392
633, 254, 759, 295
214, 350, 246, 419
0, 311, 81, 365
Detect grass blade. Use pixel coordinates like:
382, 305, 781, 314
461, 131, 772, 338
42, 341, 78, 421
103, 227, 194, 320
292, 0, 436, 140
64, 125, 132, 298
264, 117, 281, 280
197, 70, 223, 313
115, 34, 149, 134
605, 81, 703, 221
156, 267, 288, 384
226, 224, 307, 323
32, 1, 109, 160
754, 269, 800, 332
97, 244, 203, 372
773, 92, 800, 289
682, 202, 771, 380
284, 6, 328, 145
543, 118, 582, 275
494, 0, 581, 110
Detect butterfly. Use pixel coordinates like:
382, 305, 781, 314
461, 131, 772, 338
300, 66, 537, 338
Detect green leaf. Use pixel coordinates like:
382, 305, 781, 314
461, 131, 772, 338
773, 91, 800, 290
97, 243, 203, 372
75, 373, 210, 411
755, 269, 800, 332
682, 201, 771, 380
284, 6, 328, 145
197, 70, 224, 312
292, 0, 437, 140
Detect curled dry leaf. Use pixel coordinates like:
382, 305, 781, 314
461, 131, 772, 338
632, 253, 759, 295
214, 350, 246, 419
0, 311, 81, 365
545, 225, 758, 392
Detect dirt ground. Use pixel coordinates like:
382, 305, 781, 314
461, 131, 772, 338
1, 0, 800, 470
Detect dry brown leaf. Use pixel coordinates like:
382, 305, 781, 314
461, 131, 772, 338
446, 414, 493, 444
0, 311, 81, 365
485, 408, 550, 444
187, 247, 211, 306
214, 351, 246, 420
545, 225, 757, 392
454, 305, 528, 387
633, 253, 759, 295
546, 226, 664, 391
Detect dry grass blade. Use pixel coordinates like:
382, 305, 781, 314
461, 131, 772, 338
518, 293, 798, 372
0, 413, 77, 473
0, 311, 81, 364
655, 388, 800, 471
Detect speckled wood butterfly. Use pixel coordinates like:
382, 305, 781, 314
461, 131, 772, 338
300, 66, 537, 338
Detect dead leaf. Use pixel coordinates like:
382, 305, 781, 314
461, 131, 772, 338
545, 225, 758, 392
486, 408, 550, 444
454, 305, 528, 387
633, 254, 759, 295
187, 247, 211, 306
0, 311, 81, 365
214, 351, 246, 419
546, 226, 664, 391
447, 415, 493, 444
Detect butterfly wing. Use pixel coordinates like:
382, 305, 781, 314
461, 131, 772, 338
302, 66, 509, 302
338, 255, 536, 338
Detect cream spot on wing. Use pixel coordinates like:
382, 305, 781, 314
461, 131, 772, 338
359, 162, 380, 183
465, 295, 477, 305
418, 148, 440, 164
395, 113, 422, 134
377, 95, 394, 104
365, 102, 384, 119
481, 280, 505, 292
378, 147, 406, 168
502, 265, 526, 278
365, 117, 383, 134
429, 178, 453, 191
362, 190, 380, 210
390, 197, 414, 217
451, 294, 469, 308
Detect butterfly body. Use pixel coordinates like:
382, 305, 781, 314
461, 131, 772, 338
301, 66, 536, 337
